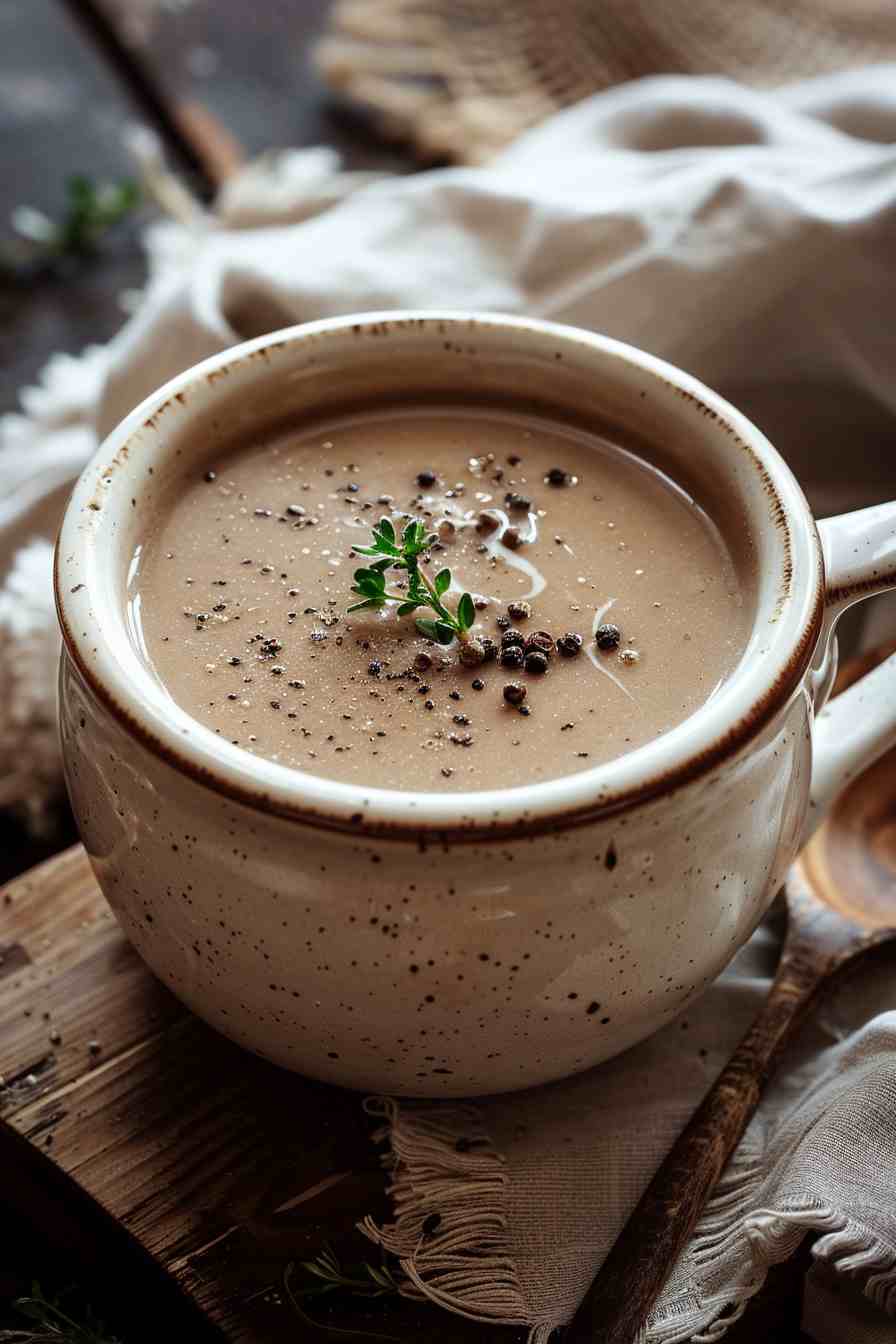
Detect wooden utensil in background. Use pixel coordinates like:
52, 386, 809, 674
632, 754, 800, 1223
569, 644, 896, 1344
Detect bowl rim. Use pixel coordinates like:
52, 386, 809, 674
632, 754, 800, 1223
55, 311, 825, 842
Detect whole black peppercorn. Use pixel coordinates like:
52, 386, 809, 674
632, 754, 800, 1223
524, 649, 549, 675
505, 492, 531, 511
368, 659, 382, 676
476, 509, 501, 534
414, 651, 433, 672
495, 614, 511, 631
503, 681, 527, 705
556, 631, 583, 657
459, 638, 486, 668
472, 678, 485, 690
500, 646, 525, 670
479, 636, 497, 663
416, 469, 437, 487
204, 469, 217, 482
595, 623, 622, 651
546, 467, 568, 486
507, 599, 531, 621
500, 628, 525, 649
523, 630, 554, 657
503, 526, 523, 550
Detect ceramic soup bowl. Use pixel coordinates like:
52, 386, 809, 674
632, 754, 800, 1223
56, 313, 896, 1096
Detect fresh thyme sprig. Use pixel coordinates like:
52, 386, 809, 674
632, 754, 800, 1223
290, 1243, 400, 1300
0, 1283, 119, 1344
349, 517, 475, 646
283, 1248, 401, 1341
2, 177, 140, 280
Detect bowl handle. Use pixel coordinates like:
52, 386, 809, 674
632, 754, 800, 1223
806, 501, 896, 839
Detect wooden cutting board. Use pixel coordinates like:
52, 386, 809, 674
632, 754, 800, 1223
0, 844, 514, 1342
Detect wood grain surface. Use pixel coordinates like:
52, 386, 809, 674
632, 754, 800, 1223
0, 845, 527, 1342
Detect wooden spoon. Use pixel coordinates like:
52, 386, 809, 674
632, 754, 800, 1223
568, 669, 896, 1344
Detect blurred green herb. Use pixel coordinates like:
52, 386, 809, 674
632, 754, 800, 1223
291, 1243, 400, 1300
350, 517, 475, 646
0, 1283, 119, 1344
3, 176, 139, 278
283, 1247, 401, 1341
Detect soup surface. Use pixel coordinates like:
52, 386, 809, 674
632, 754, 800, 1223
132, 403, 751, 791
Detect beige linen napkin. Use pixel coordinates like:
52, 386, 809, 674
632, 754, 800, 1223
362, 934, 896, 1340
2, 71, 896, 1340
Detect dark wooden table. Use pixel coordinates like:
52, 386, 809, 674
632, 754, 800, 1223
0, 4, 813, 1339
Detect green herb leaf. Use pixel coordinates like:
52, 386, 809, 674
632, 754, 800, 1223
402, 519, 425, 551
347, 514, 479, 652
457, 592, 475, 631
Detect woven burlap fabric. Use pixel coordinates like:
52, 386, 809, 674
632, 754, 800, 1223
364, 933, 896, 1341
315, 0, 896, 162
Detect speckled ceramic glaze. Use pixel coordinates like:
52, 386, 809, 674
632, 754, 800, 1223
56, 314, 896, 1096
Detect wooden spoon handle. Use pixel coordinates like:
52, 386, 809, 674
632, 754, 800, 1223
567, 952, 823, 1344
